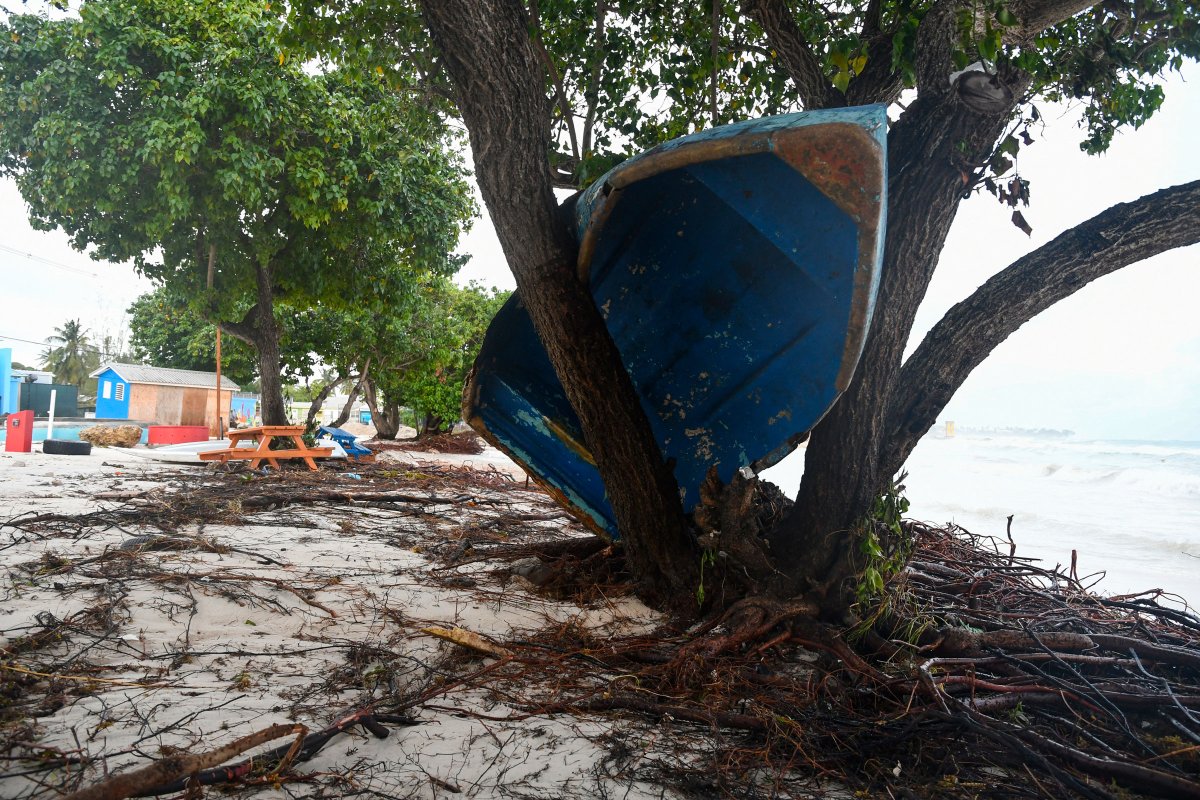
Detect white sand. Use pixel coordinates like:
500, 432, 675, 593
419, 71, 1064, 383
0, 445, 687, 799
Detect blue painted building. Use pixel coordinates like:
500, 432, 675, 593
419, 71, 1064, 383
93, 365, 131, 419
0, 348, 12, 414
0, 349, 55, 415
90, 363, 240, 434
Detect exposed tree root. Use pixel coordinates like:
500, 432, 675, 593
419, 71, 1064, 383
5, 465, 1198, 799
431, 521, 1200, 799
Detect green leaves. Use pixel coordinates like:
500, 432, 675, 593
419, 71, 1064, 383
40, 318, 99, 388
318, 277, 509, 435
126, 286, 262, 387
856, 474, 913, 604
828, 45, 868, 94
1, 0, 474, 378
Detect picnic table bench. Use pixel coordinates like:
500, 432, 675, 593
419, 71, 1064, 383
198, 425, 333, 471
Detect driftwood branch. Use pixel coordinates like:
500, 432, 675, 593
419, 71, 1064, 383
63, 723, 304, 800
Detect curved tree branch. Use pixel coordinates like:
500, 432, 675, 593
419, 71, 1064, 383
883, 179, 1200, 478
305, 375, 348, 430
740, 0, 843, 109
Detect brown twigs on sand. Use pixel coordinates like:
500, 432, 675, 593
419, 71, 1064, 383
62, 723, 305, 800
5, 457, 1199, 799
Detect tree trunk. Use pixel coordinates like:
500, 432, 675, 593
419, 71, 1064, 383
330, 371, 367, 428
363, 377, 402, 439
251, 262, 288, 425
762, 7, 1029, 613
421, 0, 700, 608
304, 376, 347, 430
417, 411, 448, 437
219, 261, 288, 426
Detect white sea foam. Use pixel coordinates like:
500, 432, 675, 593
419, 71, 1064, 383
761, 431, 1200, 604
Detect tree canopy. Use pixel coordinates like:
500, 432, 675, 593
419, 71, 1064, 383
295, 277, 509, 438
374, 279, 510, 437
0, 0, 475, 423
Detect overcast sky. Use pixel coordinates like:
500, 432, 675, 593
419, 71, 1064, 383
1, 65, 1197, 440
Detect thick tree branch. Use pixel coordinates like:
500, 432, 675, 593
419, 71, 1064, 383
841, 0, 905, 106
580, 2, 607, 156
915, 0, 962, 93
769, 57, 1030, 609
846, 33, 905, 107
710, 0, 720, 124
219, 306, 259, 346
527, 0, 580, 163
740, 0, 843, 109
305, 375, 348, 430
1009, 0, 1098, 41
883, 179, 1200, 478
331, 365, 368, 428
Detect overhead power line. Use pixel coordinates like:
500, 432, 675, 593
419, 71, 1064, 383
0, 332, 126, 359
0, 241, 100, 277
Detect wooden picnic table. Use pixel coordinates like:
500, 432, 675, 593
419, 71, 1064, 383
197, 425, 333, 471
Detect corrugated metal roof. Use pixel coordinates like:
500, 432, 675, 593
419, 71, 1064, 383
90, 363, 241, 391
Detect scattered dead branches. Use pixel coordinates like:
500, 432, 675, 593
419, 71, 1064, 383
369, 431, 486, 455
4, 459, 1198, 799
413, 520, 1200, 799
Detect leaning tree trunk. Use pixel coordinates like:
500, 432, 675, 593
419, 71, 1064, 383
762, 3, 1029, 615
305, 376, 348, 430
329, 370, 368, 428
746, 0, 1200, 618
421, 0, 701, 608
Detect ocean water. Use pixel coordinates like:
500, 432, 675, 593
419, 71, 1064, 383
760, 431, 1200, 606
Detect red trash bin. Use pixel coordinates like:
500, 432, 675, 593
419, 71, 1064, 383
5, 410, 34, 453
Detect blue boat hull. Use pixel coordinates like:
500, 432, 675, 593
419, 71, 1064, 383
466, 105, 888, 538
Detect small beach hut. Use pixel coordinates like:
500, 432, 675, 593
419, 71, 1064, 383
89, 363, 240, 435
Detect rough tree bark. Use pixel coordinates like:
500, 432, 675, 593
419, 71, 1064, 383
754, 0, 1029, 612
753, 0, 1198, 615
420, 0, 700, 606
362, 377, 402, 439
416, 411, 448, 437
220, 260, 289, 426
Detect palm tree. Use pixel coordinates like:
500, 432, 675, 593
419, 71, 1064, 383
41, 319, 98, 387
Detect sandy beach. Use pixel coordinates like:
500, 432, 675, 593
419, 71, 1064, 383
0, 444, 682, 799
5, 441, 1199, 799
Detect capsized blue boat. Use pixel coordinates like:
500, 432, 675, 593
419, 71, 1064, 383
465, 105, 888, 538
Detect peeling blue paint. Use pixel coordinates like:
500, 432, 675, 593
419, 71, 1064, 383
467, 106, 888, 539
